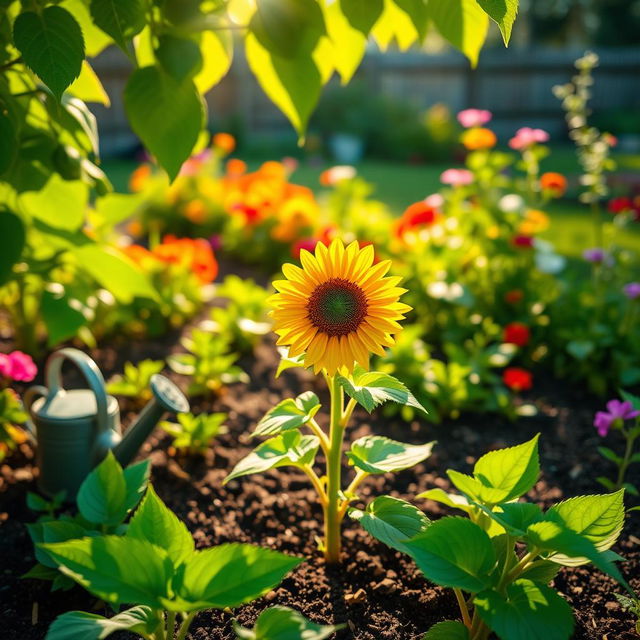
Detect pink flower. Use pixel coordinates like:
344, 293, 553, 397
7, 351, 37, 382
624, 282, 640, 300
440, 168, 473, 186
594, 399, 639, 437
509, 127, 550, 150
425, 193, 445, 208
0, 354, 11, 378
457, 109, 492, 128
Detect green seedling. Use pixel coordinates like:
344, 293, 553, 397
160, 412, 228, 455
107, 360, 165, 406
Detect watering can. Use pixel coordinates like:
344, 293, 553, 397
24, 348, 189, 499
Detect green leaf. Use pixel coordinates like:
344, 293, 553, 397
394, 0, 430, 41
519, 561, 560, 585
176, 543, 302, 610
224, 431, 319, 483
127, 485, 194, 567
72, 245, 158, 303
93, 191, 146, 226
0, 210, 25, 285
31, 520, 88, 569
45, 606, 161, 640
245, 33, 322, 138
68, 61, 110, 106
340, 0, 384, 33
403, 517, 496, 592
544, 490, 625, 560
156, 35, 203, 82
428, 0, 489, 67
350, 495, 430, 552
42, 289, 87, 346
492, 502, 544, 536
20, 175, 88, 231
422, 620, 470, 640
124, 66, 204, 180
194, 30, 233, 94
275, 350, 307, 378
0, 112, 17, 175
122, 459, 151, 513
41, 536, 173, 608
597, 446, 622, 465
13, 7, 84, 100
417, 488, 473, 514
477, 0, 518, 45
60, 0, 112, 58
233, 605, 342, 640
250, 0, 326, 59
347, 435, 434, 474
337, 367, 427, 414
620, 389, 640, 413
448, 435, 539, 505
253, 391, 321, 438
76, 451, 127, 526
89, 0, 145, 52
474, 579, 574, 640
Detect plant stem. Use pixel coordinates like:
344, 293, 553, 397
615, 428, 638, 491
454, 588, 472, 628
175, 612, 196, 640
165, 611, 176, 640
324, 374, 345, 564
301, 463, 328, 507
337, 470, 369, 520
307, 417, 331, 456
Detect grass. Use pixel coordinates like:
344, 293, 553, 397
102, 146, 640, 258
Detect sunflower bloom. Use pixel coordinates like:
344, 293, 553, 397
270, 240, 411, 375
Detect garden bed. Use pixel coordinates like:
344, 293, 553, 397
0, 263, 638, 640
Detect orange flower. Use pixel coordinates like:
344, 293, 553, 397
129, 164, 152, 192
183, 199, 207, 224
190, 238, 218, 284
461, 127, 497, 151
226, 158, 247, 176
540, 172, 567, 197
271, 196, 318, 243
153, 236, 218, 284
126, 220, 143, 237
123, 244, 156, 266
395, 201, 439, 239
213, 132, 235, 154
518, 209, 549, 235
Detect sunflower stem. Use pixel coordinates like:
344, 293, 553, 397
324, 374, 345, 564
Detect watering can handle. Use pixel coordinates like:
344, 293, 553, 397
44, 348, 110, 434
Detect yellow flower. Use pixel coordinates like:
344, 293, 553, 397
519, 209, 549, 235
461, 127, 497, 150
270, 239, 411, 375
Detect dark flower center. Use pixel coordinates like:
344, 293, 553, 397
307, 278, 368, 337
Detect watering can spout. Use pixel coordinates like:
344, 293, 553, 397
113, 374, 189, 466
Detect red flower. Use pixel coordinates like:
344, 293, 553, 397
503, 322, 530, 347
395, 201, 439, 238
512, 235, 534, 249
608, 197, 633, 214
503, 368, 533, 392
504, 290, 524, 304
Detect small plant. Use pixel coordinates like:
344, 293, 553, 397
168, 328, 247, 396
594, 391, 640, 496
42, 485, 336, 640
25, 452, 150, 591
233, 606, 342, 640
615, 593, 640, 635
351, 435, 631, 640
107, 360, 165, 407
225, 240, 433, 563
160, 412, 228, 455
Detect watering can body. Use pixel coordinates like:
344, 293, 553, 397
25, 348, 189, 499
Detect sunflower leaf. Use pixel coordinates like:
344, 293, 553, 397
337, 367, 427, 414
253, 391, 321, 438
347, 435, 435, 474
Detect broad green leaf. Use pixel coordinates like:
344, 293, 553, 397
89, 0, 145, 52
93, 191, 146, 226
403, 517, 496, 592
194, 30, 233, 94
61, 0, 112, 57
68, 61, 110, 106
31, 520, 88, 568
41, 535, 173, 608
253, 391, 321, 437
428, 0, 489, 67
42, 289, 87, 345
417, 488, 473, 514
477, 0, 518, 45
77, 451, 127, 526
275, 349, 307, 377
156, 35, 203, 82
394, 0, 430, 41
422, 620, 470, 640
13, 7, 84, 100
20, 175, 88, 231
474, 579, 574, 640
176, 543, 302, 610
45, 606, 161, 640
224, 431, 319, 483
323, 1, 368, 84
544, 490, 625, 560
519, 561, 560, 585
245, 33, 322, 138
233, 605, 342, 640
127, 485, 194, 566
492, 502, 544, 536
0, 210, 25, 285
250, 0, 326, 59
350, 495, 430, 552
338, 367, 427, 414
597, 446, 622, 465
124, 66, 204, 180
0, 112, 16, 175
371, 0, 419, 50
122, 459, 151, 512
23, 564, 60, 581
347, 435, 435, 474
340, 0, 384, 34
72, 245, 158, 303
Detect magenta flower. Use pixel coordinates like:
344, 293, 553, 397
623, 282, 640, 300
583, 247, 609, 264
0, 354, 11, 378
509, 127, 550, 150
209, 234, 222, 251
440, 168, 473, 186
594, 399, 640, 436
7, 351, 37, 382
457, 109, 492, 128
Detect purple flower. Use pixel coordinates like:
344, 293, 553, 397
594, 399, 640, 437
623, 282, 640, 300
583, 248, 607, 264
209, 234, 222, 251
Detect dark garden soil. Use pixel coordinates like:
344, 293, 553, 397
1, 262, 639, 640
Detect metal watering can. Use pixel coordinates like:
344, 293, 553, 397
24, 348, 189, 499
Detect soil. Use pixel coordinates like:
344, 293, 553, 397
1, 262, 639, 640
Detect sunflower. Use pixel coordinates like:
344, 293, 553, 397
270, 239, 411, 375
